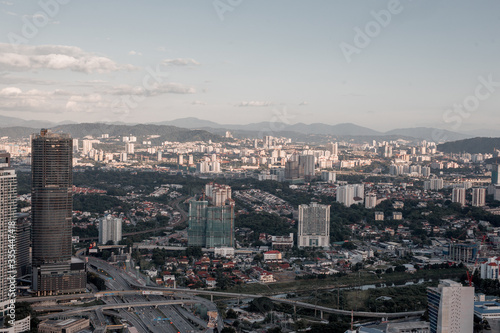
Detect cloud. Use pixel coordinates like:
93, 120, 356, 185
106, 82, 196, 96
0, 86, 68, 112
299, 101, 308, 106
0, 86, 115, 113
65, 94, 117, 113
237, 101, 274, 107
162, 58, 200, 66
0, 74, 58, 85
1, 1, 13, 5
192, 100, 207, 105
0, 43, 136, 73
128, 50, 142, 56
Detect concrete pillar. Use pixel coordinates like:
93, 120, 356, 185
320, 311, 323, 320
211, 294, 213, 302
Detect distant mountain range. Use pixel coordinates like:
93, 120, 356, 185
0, 114, 76, 128
1, 115, 499, 143
0, 122, 224, 143
154, 117, 477, 142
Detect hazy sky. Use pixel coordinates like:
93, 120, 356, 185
0, 0, 499, 132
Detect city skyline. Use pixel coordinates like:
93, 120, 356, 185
0, 1, 499, 132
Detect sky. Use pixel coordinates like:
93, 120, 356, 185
0, 0, 499, 132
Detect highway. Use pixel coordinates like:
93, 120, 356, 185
37, 300, 198, 319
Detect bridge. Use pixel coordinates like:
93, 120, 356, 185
133, 285, 425, 319
26, 287, 424, 320
37, 300, 199, 319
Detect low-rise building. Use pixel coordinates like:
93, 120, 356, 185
263, 250, 282, 262
38, 318, 90, 333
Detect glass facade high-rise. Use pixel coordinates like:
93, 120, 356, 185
0, 153, 16, 316
188, 189, 235, 248
31, 129, 86, 296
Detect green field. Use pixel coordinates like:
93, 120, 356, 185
225, 268, 465, 296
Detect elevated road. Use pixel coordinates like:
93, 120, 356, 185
37, 300, 198, 319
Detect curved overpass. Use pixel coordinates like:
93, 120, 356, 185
37, 300, 198, 319
129, 285, 425, 319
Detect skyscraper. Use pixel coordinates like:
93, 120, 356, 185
427, 280, 474, 333
16, 213, 31, 278
98, 215, 122, 245
365, 193, 377, 209
299, 154, 315, 178
188, 187, 235, 248
336, 185, 355, 207
326, 142, 338, 156
491, 164, 500, 185
452, 187, 466, 206
31, 129, 86, 296
0, 153, 16, 316
298, 202, 330, 248
472, 188, 486, 207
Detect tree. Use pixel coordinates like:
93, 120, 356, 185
226, 309, 238, 319
341, 241, 357, 250
394, 265, 406, 273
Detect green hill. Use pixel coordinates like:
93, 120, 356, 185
437, 137, 500, 154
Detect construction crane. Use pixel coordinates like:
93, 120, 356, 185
465, 234, 488, 286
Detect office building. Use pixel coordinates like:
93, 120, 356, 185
38, 318, 90, 333
452, 187, 466, 206
31, 129, 86, 296
298, 202, 330, 248
0, 153, 16, 316
492, 164, 500, 185
472, 188, 486, 207
188, 190, 235, 248
427, 280, 474, 333
98, 215, 122, 245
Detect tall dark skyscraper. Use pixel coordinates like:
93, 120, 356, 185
31, 129, 85, 296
